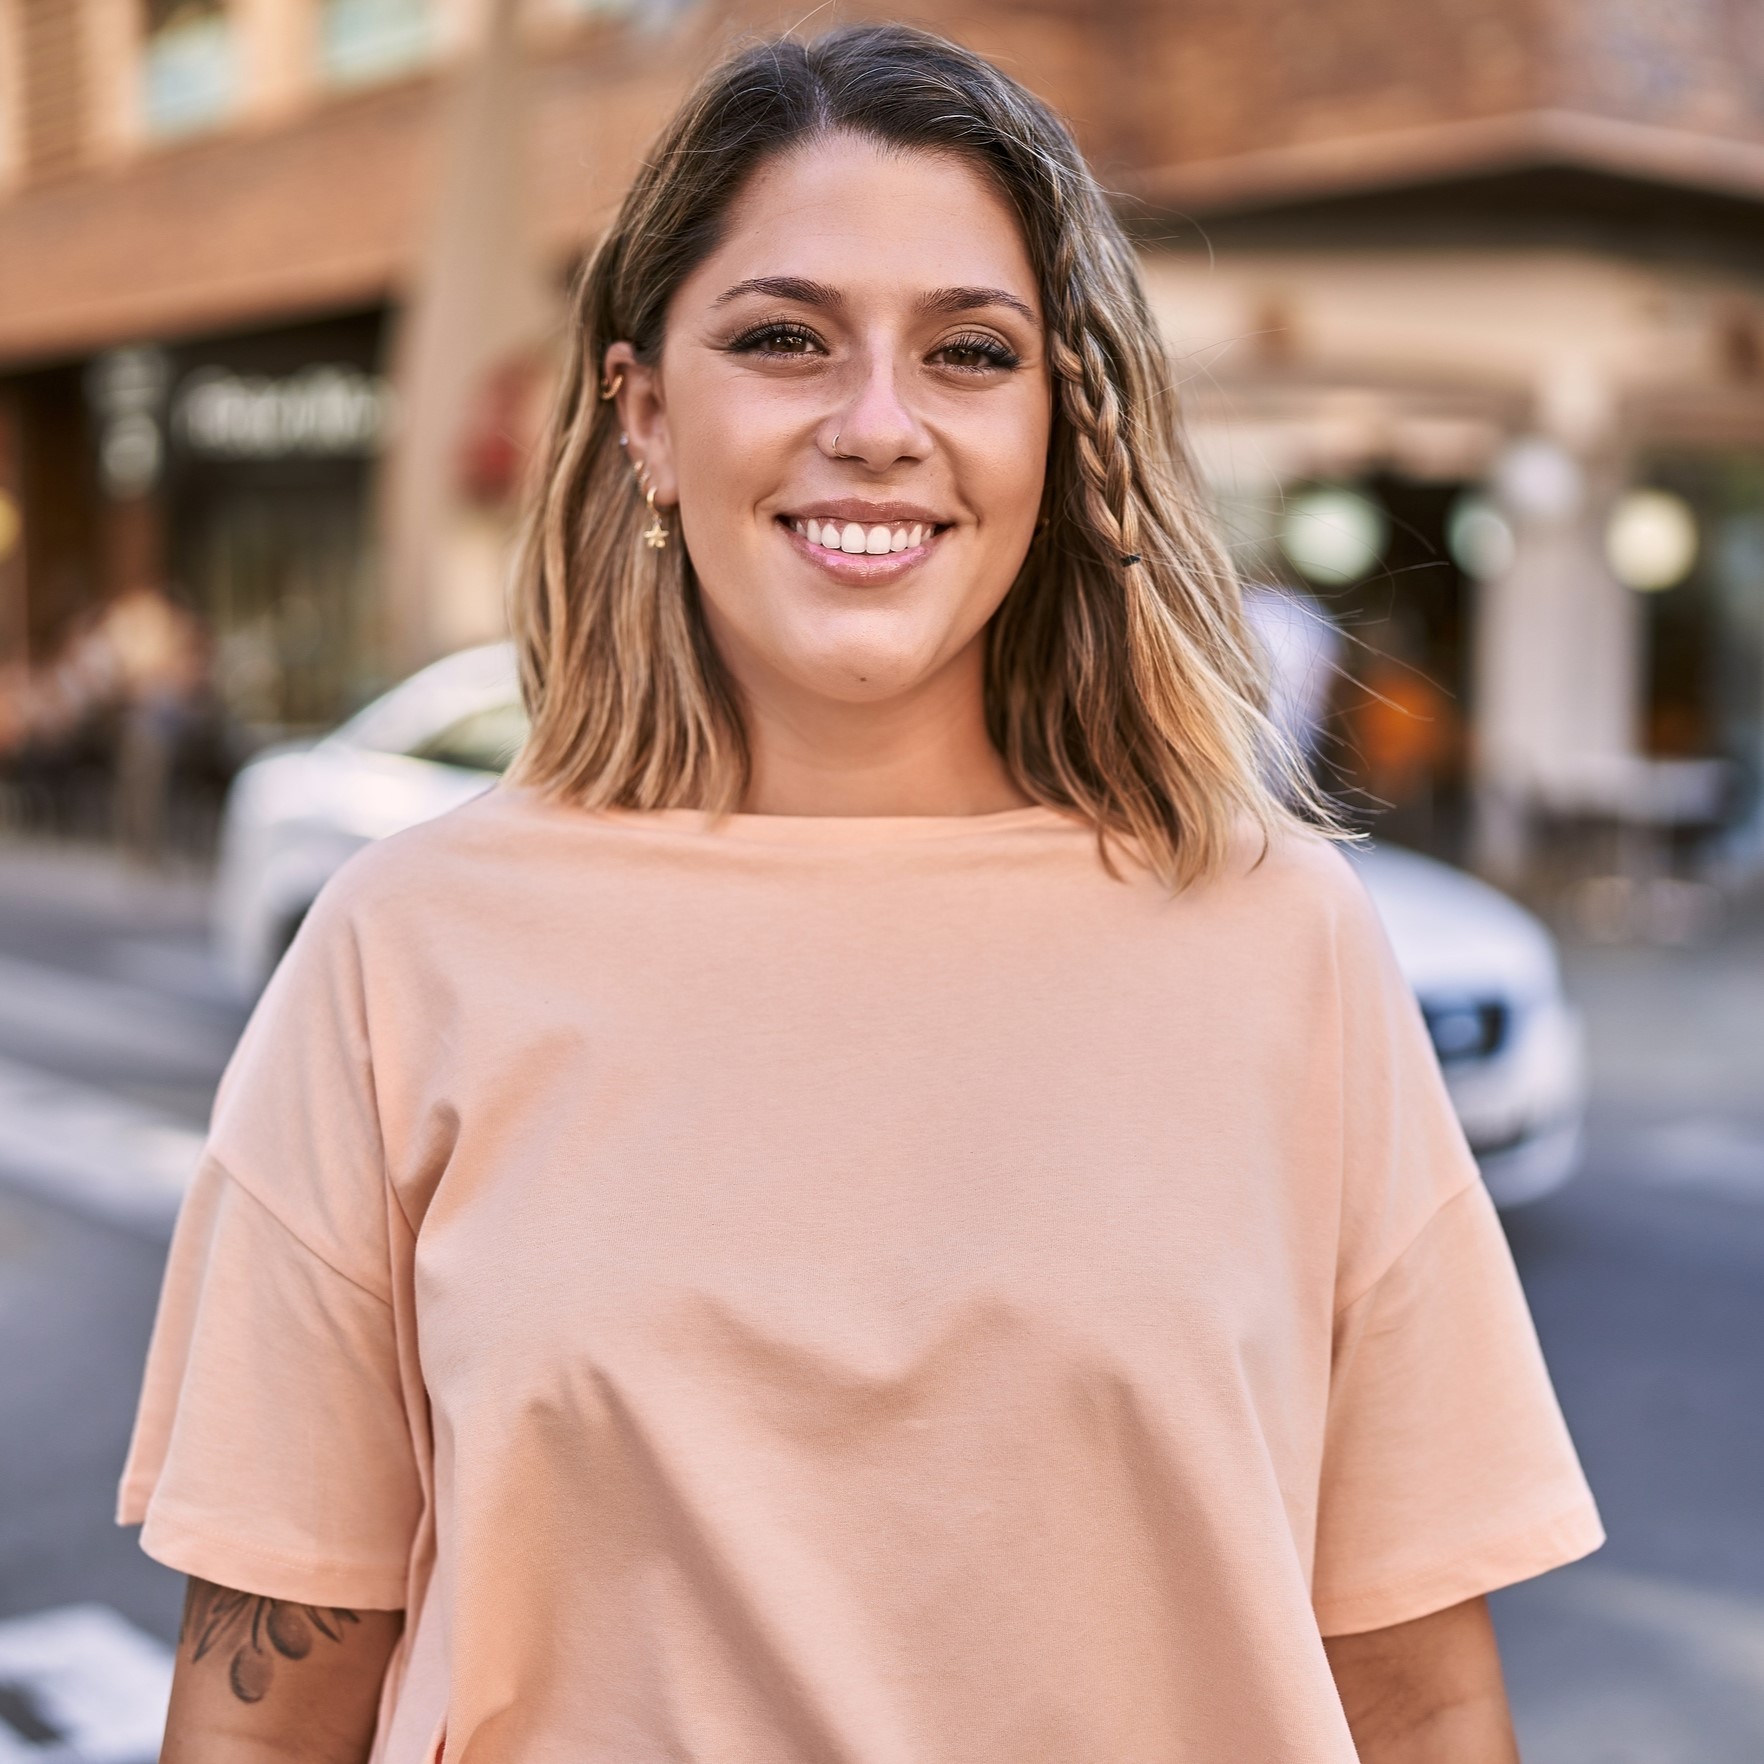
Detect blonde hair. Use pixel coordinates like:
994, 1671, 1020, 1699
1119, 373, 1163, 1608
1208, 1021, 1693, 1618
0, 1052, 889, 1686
506, 23, 1355, 889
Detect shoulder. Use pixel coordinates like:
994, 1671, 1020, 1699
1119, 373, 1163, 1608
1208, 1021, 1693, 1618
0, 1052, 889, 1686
313, 783, 522, 917
1214, 814, 1379, 936
288, 785, 532, 983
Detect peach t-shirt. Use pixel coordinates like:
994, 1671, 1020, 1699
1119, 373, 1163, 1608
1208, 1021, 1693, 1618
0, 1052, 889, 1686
120, 779, 1601, 1762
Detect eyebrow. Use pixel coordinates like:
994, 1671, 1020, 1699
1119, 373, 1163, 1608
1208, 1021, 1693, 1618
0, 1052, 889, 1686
712, 276, 1038, 325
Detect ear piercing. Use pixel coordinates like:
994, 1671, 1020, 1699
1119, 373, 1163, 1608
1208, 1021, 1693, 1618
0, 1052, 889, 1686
633, 459, 671, 550
599, 371, 624, 400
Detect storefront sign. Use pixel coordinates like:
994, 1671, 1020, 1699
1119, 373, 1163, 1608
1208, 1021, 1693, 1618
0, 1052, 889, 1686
173, 365, 394, 460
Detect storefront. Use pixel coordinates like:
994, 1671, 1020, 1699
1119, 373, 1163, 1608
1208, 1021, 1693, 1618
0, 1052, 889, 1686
1143, 237, 1764, 895
165, 309, 395, 735
87, 308, 396, 740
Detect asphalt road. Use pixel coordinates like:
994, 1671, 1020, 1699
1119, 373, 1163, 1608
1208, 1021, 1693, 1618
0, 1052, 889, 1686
0, 838, 1760, 1761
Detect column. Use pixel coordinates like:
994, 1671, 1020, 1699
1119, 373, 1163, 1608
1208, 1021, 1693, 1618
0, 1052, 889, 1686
1470, 360, 1643, 885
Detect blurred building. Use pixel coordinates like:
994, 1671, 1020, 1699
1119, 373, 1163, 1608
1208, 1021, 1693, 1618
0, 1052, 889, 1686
1124, 0, 1764, 890
0, 0, 1760, 888
0, 0, 694, 744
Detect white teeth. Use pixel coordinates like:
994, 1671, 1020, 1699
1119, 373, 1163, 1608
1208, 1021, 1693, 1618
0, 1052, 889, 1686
796, 518, 935, 555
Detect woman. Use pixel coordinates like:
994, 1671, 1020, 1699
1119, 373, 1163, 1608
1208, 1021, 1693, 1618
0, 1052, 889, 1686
123, 24, 1601, 1761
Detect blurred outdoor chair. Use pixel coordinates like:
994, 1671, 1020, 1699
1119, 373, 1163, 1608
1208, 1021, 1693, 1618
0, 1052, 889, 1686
1530, 753, 1738, 943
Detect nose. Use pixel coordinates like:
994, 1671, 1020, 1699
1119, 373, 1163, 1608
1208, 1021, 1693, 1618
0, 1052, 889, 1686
823, 343, 932, 469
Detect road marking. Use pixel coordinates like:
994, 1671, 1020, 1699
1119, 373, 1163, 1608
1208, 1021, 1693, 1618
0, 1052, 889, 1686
0, 1605, 170, 1764
0, 1054, 201, 1237
106, 937, 245, 1013
0, 952, 238, 1076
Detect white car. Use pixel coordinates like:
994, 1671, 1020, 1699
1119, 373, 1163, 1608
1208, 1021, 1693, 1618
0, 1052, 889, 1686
1344, 839, 1585, 1207
213, 637, 1586, 1206
212, 641, 522, 995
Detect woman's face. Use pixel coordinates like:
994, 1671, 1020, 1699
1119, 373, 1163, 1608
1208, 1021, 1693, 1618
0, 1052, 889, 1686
609, 134, 1051, 709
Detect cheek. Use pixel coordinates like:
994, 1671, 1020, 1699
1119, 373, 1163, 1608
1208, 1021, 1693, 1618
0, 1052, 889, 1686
961, 391, 1051, 530
672, 377, 795, 517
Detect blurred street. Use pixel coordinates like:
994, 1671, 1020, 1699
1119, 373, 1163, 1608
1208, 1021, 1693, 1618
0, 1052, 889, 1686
0, 839, 1759, 1761
0, 845, 241, 1666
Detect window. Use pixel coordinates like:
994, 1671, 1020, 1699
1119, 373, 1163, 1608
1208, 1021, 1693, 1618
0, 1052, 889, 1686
406, 701, 529, 775
320, 0, 433, 88
142, 0, 234, 138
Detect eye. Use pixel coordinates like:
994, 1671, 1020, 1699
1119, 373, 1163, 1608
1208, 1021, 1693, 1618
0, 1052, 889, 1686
930, 332, 1022, 374
725, 319, 826, 359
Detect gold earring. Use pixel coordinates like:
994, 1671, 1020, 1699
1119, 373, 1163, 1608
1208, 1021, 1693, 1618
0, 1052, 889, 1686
642, 482, 670, 549
633, 463, 669, 549
599, 370, 624, 400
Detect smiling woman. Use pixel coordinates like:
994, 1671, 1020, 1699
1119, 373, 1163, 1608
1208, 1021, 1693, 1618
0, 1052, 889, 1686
504, 24, 1337, 873
127, 23, 1601, 1764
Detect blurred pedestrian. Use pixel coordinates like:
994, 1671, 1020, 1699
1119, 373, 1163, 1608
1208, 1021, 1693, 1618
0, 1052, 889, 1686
1245, 580, 1346, 772
89, 578, 210, 863
125, 26, 1601, 1763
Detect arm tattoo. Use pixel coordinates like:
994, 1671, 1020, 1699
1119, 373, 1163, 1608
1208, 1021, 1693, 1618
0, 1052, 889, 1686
180, 1578, 362, 1704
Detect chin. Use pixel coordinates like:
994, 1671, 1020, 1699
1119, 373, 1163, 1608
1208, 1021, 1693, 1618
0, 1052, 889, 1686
790, 653, 939, 703
772, 614, 958, 702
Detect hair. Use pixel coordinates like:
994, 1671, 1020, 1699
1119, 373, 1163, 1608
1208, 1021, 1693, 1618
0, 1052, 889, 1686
505, 22, 1356, 889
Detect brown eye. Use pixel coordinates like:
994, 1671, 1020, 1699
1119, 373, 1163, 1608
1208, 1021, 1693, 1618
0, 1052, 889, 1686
932, 332, 1021, 373
727, 321, 826, 358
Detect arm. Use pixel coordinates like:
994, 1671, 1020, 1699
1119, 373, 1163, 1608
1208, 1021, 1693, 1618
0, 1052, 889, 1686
1324, 1595, 1521, 1764
160, 1577, 404, 1764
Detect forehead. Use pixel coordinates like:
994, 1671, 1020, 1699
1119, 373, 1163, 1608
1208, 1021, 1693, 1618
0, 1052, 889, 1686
676, 134, 1041, 319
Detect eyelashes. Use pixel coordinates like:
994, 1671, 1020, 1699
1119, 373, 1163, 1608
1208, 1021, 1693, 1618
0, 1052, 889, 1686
939, 331, 1023, 372
725, 319, 822, 357
722, 318, 1023, 374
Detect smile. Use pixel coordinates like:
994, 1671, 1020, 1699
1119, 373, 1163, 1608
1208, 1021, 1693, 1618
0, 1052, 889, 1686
775, 509, 950, 580
789, 517, 933, 555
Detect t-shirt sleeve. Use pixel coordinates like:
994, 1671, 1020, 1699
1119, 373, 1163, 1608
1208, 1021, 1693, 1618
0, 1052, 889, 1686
1310, 853, 1604, 1636
116, 862, 421, 1610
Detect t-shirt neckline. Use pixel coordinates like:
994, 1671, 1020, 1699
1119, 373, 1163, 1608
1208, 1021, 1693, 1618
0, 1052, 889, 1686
490, 779, 1082, 842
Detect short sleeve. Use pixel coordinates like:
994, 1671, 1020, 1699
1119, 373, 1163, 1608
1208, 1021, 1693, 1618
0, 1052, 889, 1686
1311, 1179, 1604, 1633
116, 863, 420, 1609
1310, 852, 1603, 1634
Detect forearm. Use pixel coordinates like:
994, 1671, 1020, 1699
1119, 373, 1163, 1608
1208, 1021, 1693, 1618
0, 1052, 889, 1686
160, 1578, 403, 1764
1324, 1595, 1521, 1764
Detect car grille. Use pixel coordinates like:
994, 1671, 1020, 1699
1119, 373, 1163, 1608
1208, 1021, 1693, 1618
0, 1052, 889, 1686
1420, 997, 1511, 1065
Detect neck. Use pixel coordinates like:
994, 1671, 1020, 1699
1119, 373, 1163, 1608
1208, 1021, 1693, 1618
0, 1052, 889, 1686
735, 640, 1031, 818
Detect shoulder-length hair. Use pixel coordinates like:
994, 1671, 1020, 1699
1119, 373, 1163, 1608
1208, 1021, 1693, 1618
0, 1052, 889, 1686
506, 21, 1354, 889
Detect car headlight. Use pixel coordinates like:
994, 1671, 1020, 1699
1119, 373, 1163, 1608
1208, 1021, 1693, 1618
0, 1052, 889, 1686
1420, 996, 1511, 1064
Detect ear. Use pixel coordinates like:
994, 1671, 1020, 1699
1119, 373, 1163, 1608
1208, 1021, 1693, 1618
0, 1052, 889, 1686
602, 341, 676, 506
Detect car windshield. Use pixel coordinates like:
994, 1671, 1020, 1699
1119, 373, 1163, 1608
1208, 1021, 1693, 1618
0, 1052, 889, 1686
407, 701, 530, 775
